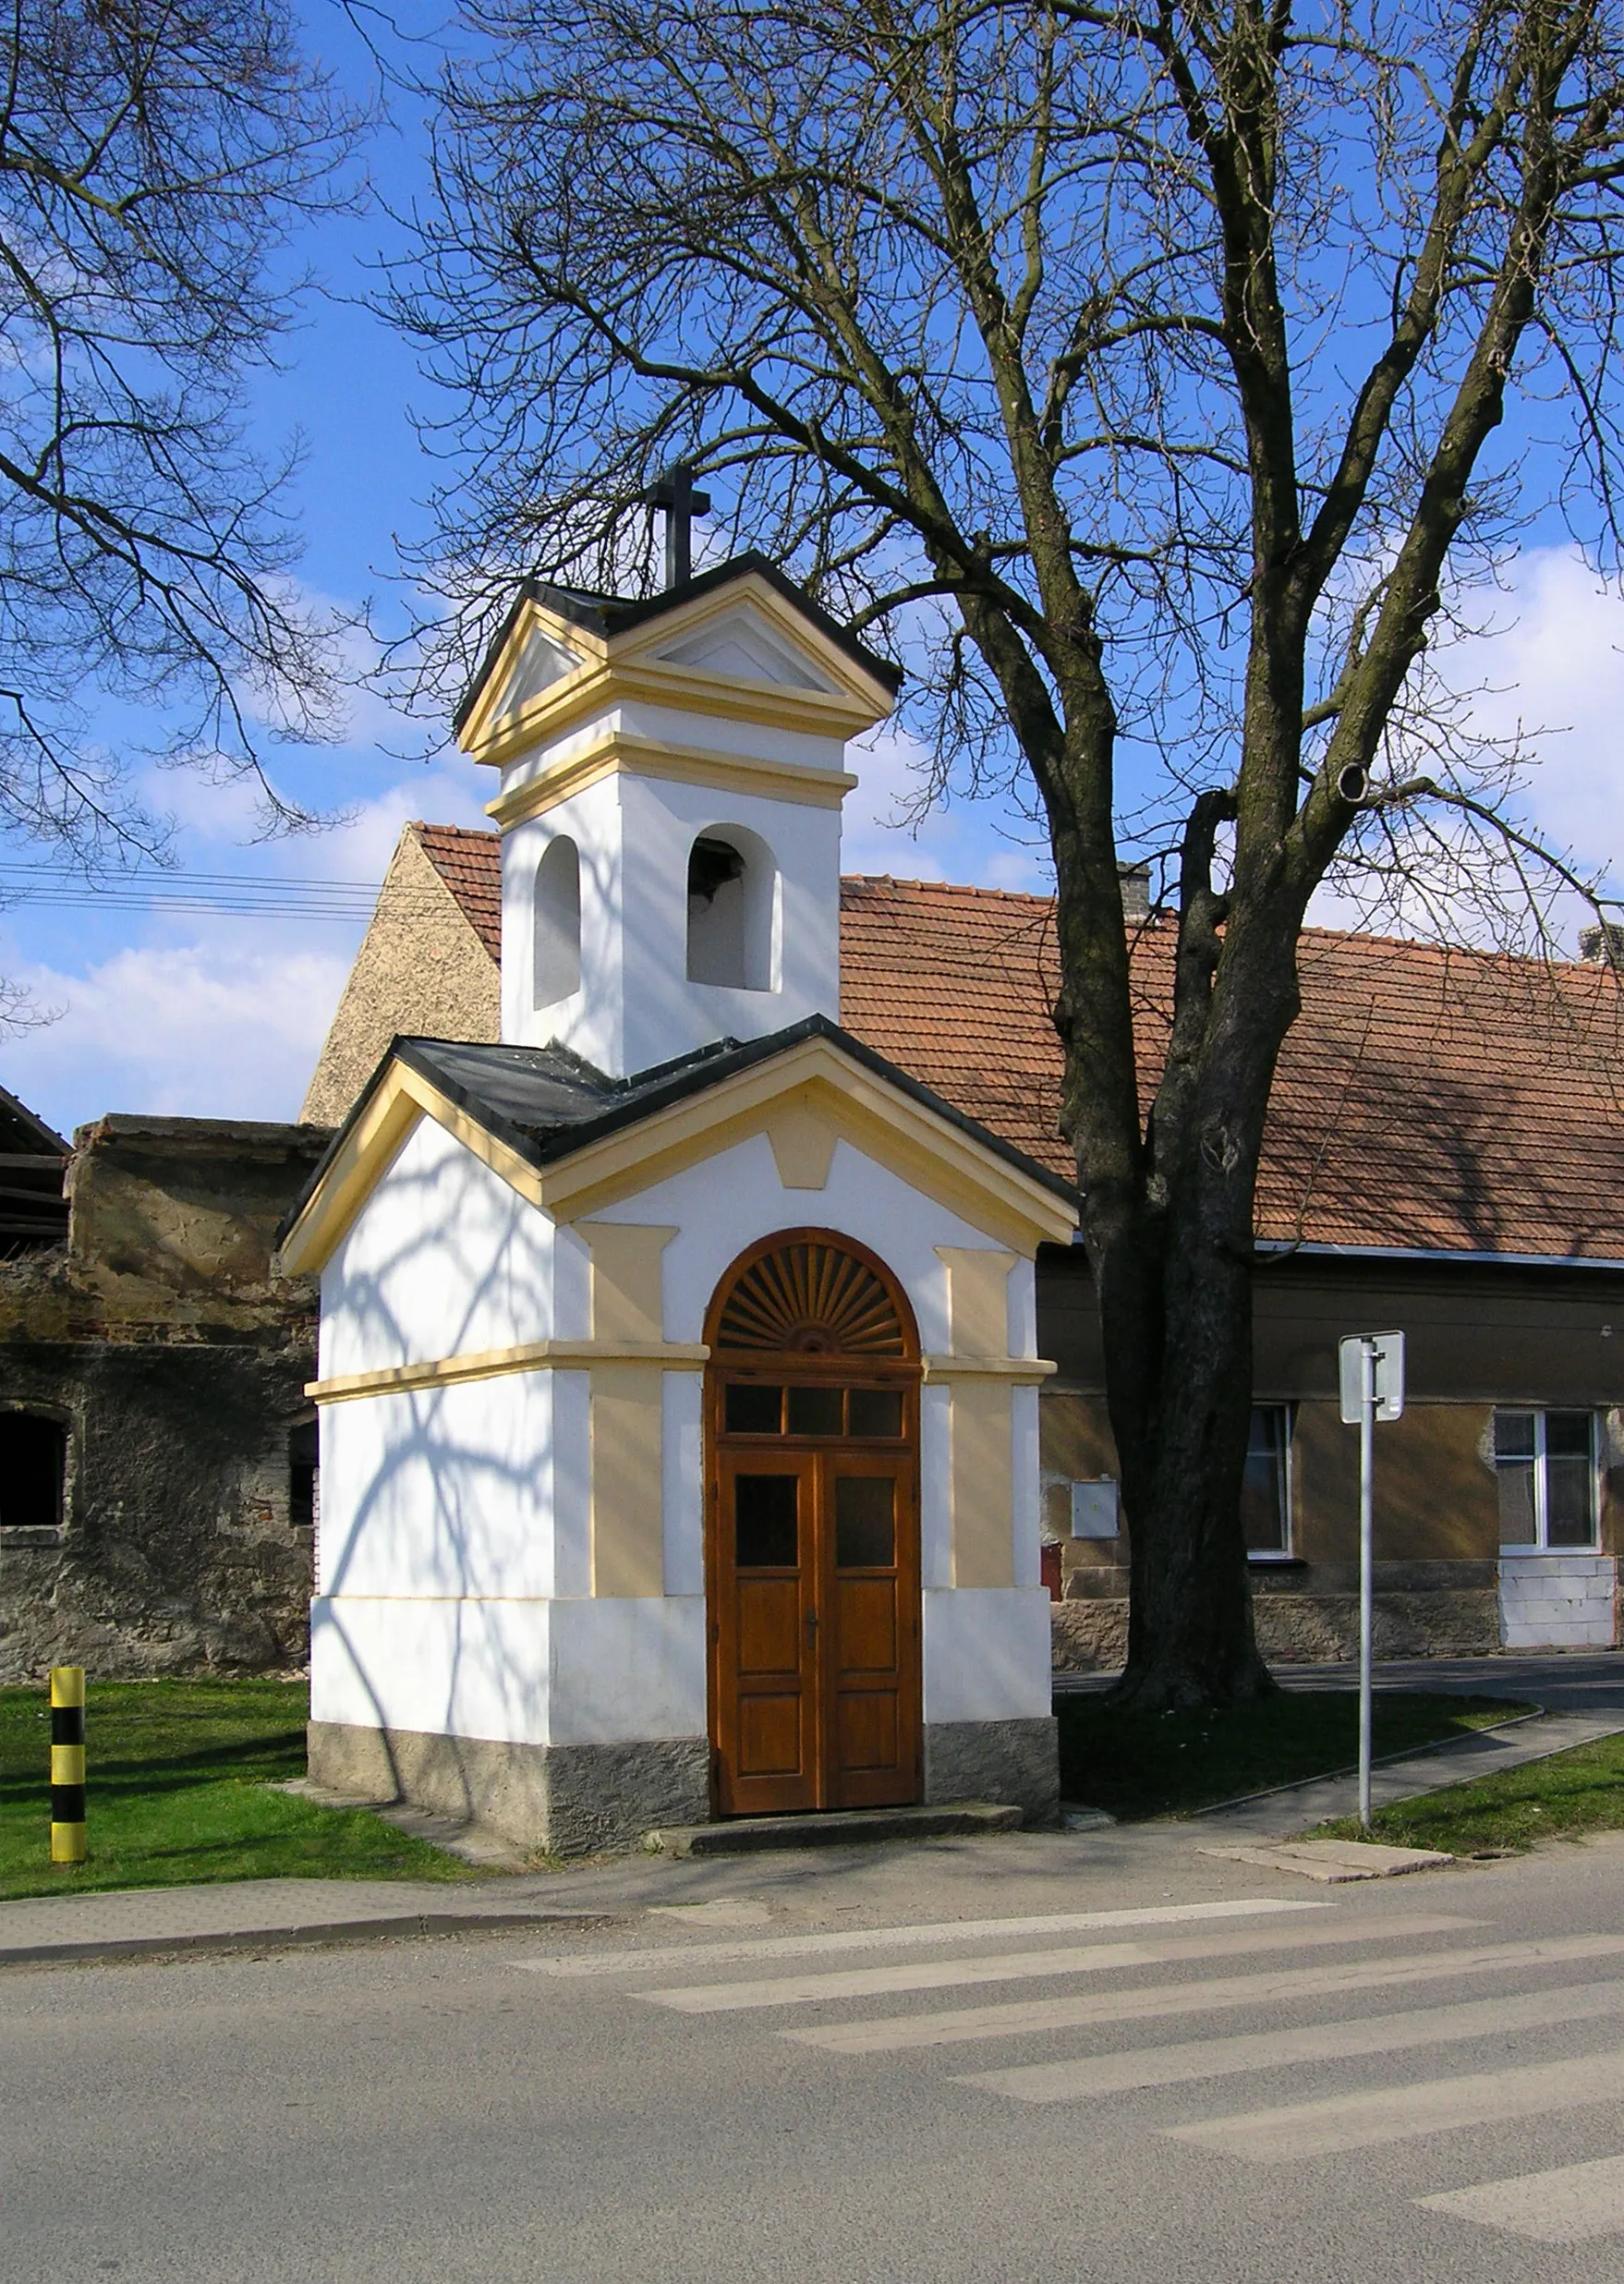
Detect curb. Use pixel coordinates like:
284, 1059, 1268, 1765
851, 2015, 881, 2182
643, 1800, 1024, 1857
0, 1908, 610, 1971
1189, 1703, 1551, 1821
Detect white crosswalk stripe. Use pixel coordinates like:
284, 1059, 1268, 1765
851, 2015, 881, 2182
547, 1897, 1624, 2246
517, 1894, 1327, 1980
1166, 2046, 1624, 2160
956, 1977, 1624, 2102
782, 1931, 1624, 2053
637, 1910, 1476, 2014
1418, 2153, 1624, 2242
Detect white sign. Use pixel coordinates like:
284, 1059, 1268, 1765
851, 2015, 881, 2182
1070, 1480, 1120, 1539
1339, 1330, 1406, 1424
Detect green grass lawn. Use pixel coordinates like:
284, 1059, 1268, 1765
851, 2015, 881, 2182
0, 1679, 486, 1901
1318, 1726, 1624, 1857
1056, 1688, 1530, 1822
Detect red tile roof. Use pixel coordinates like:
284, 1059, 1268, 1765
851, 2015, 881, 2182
415, 822, 503, 961
408, 824, 1624, 1260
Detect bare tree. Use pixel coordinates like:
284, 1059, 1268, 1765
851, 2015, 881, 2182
0, 0, 364, 874
395, 0, 1624, 1706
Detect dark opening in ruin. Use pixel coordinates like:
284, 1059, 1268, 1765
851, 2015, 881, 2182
290, 1419, 319, 1532
0, 1413, 67, 1531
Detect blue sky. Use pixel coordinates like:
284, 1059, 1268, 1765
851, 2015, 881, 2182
1, 7, 1621, 1139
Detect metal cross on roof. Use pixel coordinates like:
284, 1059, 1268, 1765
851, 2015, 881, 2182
642, 460, 712, 589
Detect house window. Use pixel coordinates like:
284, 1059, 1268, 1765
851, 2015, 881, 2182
1242, 1404, 1291, 1557
1494, 1410, 1597, 1550
532, 835, 581, 1009
0, 1411, 67, 1532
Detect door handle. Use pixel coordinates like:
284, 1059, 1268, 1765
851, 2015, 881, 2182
805, 1608, 818, 1638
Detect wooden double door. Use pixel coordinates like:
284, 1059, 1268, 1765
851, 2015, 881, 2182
709, 1372, 923, 1816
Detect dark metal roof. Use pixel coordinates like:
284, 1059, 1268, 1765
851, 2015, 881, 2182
453, 551, 903, 736
280, 1014, 1076, 1248
0, 1078, 68, 1254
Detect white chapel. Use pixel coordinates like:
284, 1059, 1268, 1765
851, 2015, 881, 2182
279, 544, 1076, 1851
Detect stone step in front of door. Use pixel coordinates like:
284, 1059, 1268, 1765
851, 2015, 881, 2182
642, 1801, 1024, 1857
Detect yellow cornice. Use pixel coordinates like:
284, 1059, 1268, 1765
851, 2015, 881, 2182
277, 1060, 547, 1278
484, 731, 857, 832
279, 1031, 1078, 1280
921, 1355, 1058, 1383
538, 1037, 1079, 1253
308, 1338, 711, 1405
457, 570, 895, 767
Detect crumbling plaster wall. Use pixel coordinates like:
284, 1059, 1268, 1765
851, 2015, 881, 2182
0, 1118, 330, 1682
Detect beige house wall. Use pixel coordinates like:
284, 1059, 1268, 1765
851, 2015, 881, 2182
301, 831, 500, 1124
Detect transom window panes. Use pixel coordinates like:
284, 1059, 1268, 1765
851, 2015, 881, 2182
721, 1383, 905, 1440
1495, 1410, 1597, 1550
1241, 1404, 1291, 1557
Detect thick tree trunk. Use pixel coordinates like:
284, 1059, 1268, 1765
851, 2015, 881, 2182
1101, 1221, 1275, 1709
1081, 919, 1303, 1711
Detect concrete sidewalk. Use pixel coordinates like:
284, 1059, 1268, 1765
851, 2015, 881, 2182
6, 1652, 1622, 1968
0, 1877, 607, 1968
1195, 1702, 1624, 1840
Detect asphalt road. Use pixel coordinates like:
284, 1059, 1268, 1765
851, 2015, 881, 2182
9, 1828, 1624, 2281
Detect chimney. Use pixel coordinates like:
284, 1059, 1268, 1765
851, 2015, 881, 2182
1580, 921, 1624, 967
1119, 863, 1151, 923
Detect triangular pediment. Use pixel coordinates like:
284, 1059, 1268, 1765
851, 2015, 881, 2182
488, 621, 587, 722
278, 1027, 1077, 1276
455, 558, 896, 766
650, 604, 839, 694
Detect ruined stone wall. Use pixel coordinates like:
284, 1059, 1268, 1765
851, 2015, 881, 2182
0, 1118, 329, 1681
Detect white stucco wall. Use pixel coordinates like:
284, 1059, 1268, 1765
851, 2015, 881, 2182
317, 1370, 558, 1603
587, 1129, 1027, 1355
319, 1114, 554, 1379
499, 763, 842, 1072
922, 1587, 1054, 1722
309, 1592, 709, 1745
312, 1110, 1051, 1749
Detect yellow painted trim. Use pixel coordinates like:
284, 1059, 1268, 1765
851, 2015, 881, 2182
590, 1368, 665, 1595
582, 1221, 677, 1342
922, 1355, 1058, 1383
306, 1338, 710, 1404
763, 1096, 838, 1189
282, 1030, 1078, 1281
540, 1035, 1078, 1252
456, 570, 896, 766
948, 1377, 1015, 1589
278, 1060, 549, 1276
936, 1245, 1018, 1358
484, 733, 856, 830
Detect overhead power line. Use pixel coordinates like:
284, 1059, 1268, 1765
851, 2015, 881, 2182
0, 863, 437, 923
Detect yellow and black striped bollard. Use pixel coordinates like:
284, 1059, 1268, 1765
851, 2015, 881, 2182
50, 1666, 86, 1865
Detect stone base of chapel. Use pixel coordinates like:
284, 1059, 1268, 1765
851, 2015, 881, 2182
923, 1717, 1060, 1826
306, 1721, 710, 1857
308, 1712, 1060, 1853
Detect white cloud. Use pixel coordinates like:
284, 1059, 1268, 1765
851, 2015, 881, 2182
1440, 546, 1624, 878
1, 938, 353, 1133
842, 723, 1050, 888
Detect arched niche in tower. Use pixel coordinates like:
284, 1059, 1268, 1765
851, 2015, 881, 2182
532, 833, 581, 1009
685, 825, 778, 991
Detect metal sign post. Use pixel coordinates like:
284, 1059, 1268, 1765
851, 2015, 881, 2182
1338, 1332, 1405, 1830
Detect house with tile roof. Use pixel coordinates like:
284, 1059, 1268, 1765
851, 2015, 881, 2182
285, 551, 1624, 1851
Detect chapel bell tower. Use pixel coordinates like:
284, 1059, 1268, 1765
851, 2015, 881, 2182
453, 526, 901, 1079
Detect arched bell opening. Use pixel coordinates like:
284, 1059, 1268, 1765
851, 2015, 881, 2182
703, 1232, 923, 1818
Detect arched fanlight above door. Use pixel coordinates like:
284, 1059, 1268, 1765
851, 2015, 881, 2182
713, 1236, 913, 1358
